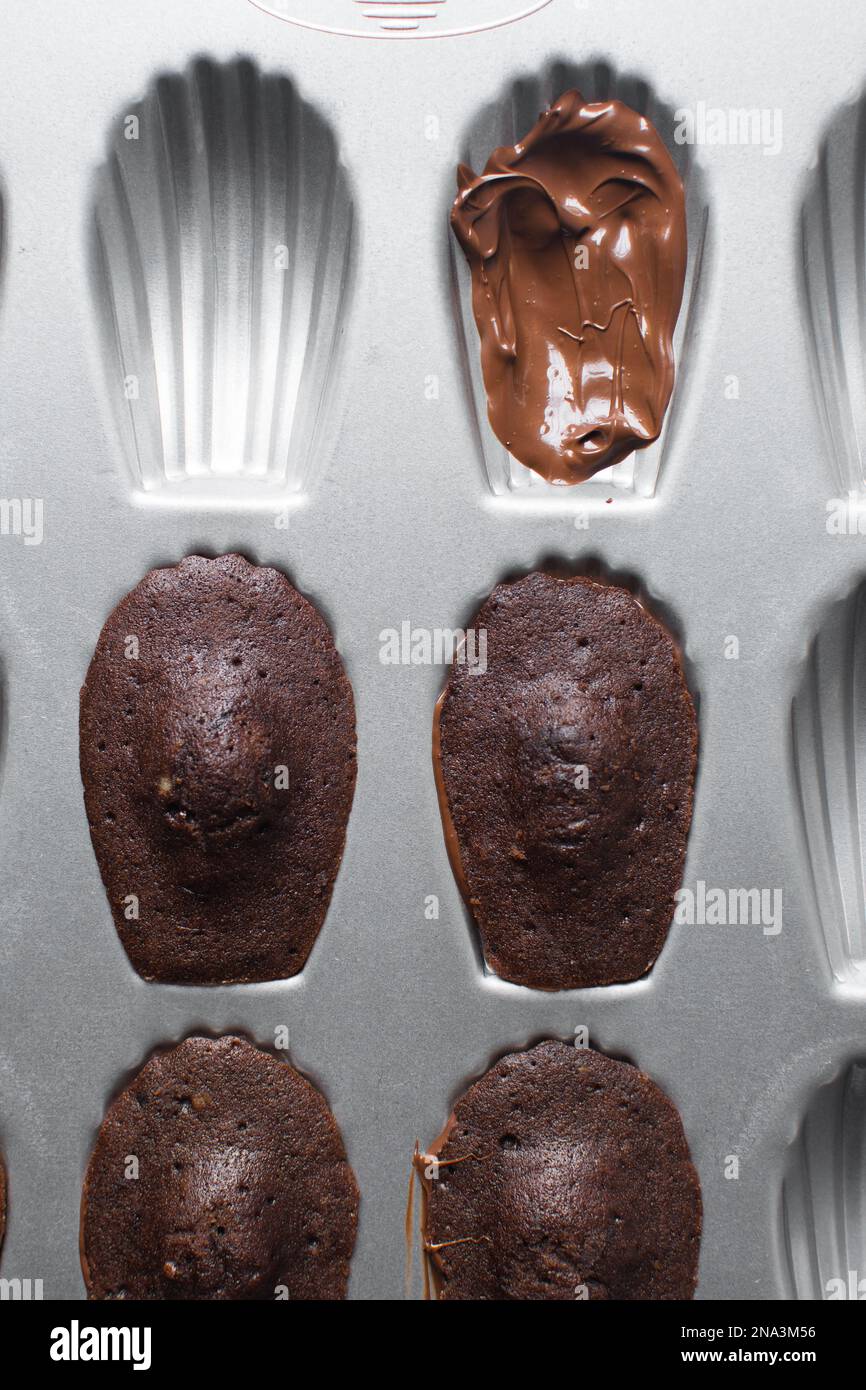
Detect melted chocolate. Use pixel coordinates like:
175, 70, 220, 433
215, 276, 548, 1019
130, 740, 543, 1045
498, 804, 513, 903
452, 90, 686, 484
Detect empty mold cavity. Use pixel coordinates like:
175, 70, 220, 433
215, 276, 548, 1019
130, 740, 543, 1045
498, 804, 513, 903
792, 581, 866, 989
449, 59, 710, 501
90, 58, 354, 502
780, 1059, 866, 1299
801, 89, 866, 496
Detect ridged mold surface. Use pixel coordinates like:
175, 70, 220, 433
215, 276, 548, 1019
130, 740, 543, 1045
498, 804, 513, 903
792, 582, 866, 988
90, 58, 354, 499
802, 90, 866, 496
450, 59, 710, 499
780, 1060, 866, 1299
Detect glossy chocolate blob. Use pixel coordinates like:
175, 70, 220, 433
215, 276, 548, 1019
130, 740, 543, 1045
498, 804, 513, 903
418, 1041, 702, 1300
434, 572, 697, 989
80, 554, 356, 983
81, 1036, 359, 1300
452, 90, 687, 484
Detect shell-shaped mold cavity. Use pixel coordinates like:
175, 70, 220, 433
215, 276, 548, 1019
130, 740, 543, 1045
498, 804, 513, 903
792, 581, 866, 988
801, 89, 866, 495
450, 60, 710, 499
780, 1059, 866, 1300
90, 58, 354, 501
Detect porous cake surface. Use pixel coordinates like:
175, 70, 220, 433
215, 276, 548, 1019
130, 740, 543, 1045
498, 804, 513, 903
421, 1040, 702, 1300
435, 571, 697, 989
80, 1035, 359, 1300
80, 553, 357, 983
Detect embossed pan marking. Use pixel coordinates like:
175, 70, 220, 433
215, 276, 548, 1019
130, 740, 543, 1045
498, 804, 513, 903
248, 0, 553, 40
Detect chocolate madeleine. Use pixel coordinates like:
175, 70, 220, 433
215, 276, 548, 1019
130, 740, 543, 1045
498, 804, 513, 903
80, 553, 356, 983
417, 1041, 701, 1300
81, 1035, 359, 1300
435, 572, 696, 989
